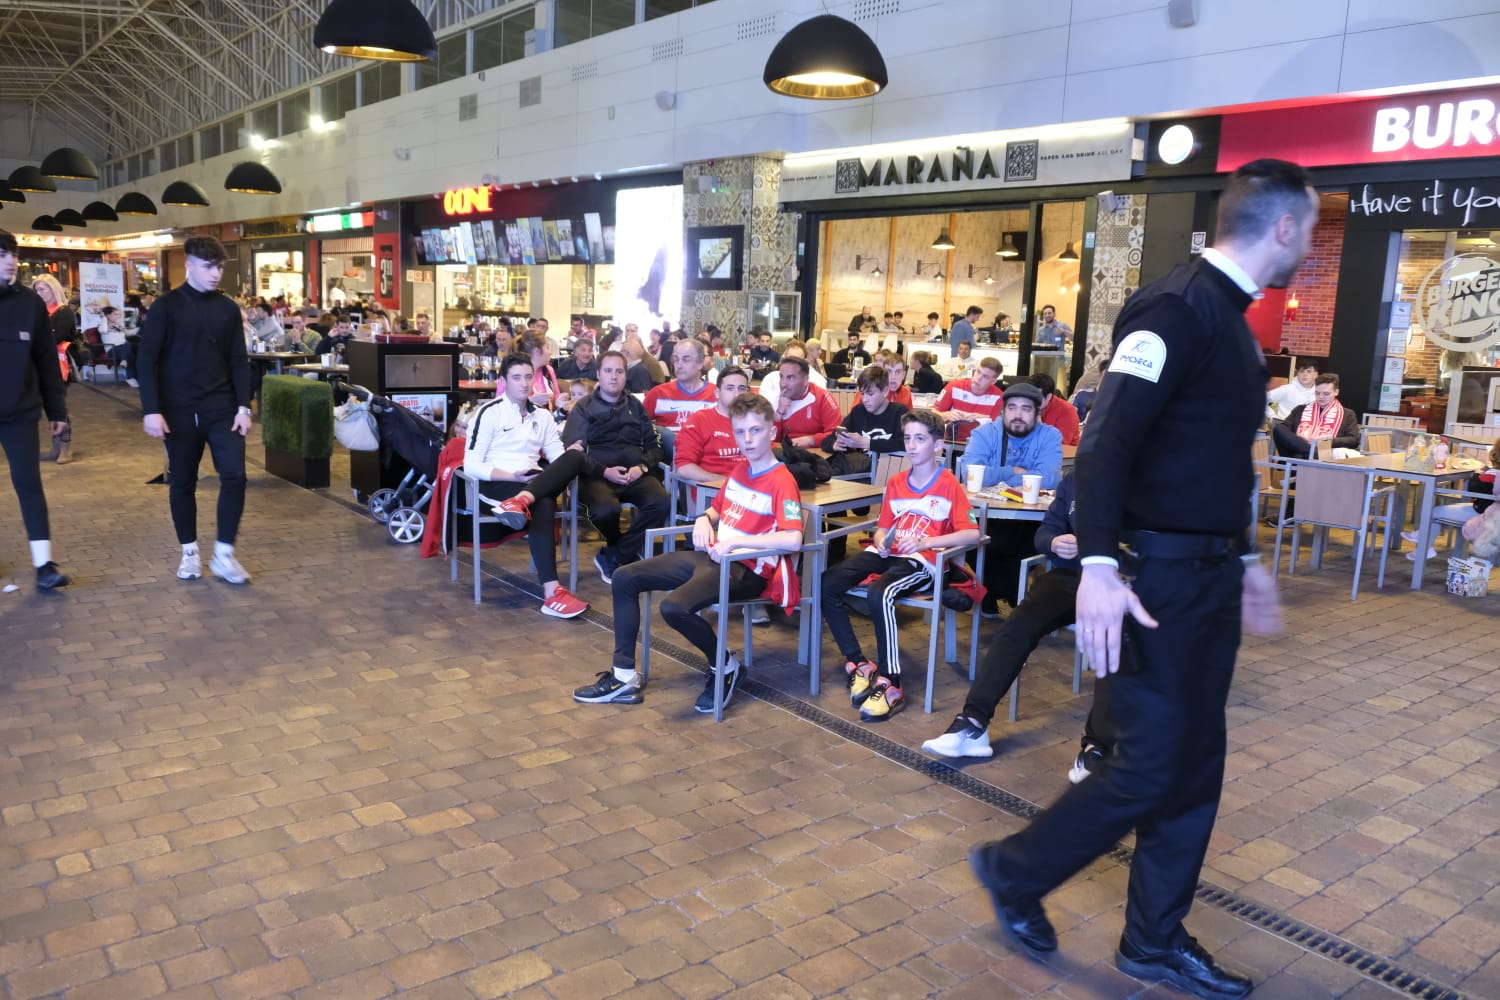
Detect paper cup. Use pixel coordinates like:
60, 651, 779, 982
965, 465, 985, 492
1022, 474, 1042, 504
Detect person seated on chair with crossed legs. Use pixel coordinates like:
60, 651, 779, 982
819, 408, 981, 723
465, 353, 590, 619
574, 392, 804, 714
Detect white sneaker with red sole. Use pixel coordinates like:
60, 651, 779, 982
541, 586, 588, 619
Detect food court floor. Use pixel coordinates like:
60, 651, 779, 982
1, 381, 1497, 1000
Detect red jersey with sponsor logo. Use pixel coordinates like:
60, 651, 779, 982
879, 467, 976, 568
711, 461, 804, 611
775, 384, 842, 442
674, 407, 741, 476
889, 384, 913, 409
934, 379, 1003, 422
644, 379, 717, 430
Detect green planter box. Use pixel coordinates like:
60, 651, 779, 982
261, 375, 333, 489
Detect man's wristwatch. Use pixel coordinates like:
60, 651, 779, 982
237, 406, 252, 417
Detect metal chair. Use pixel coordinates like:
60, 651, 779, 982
448, 470, 581, 602
638, 516, 819, 722
1272, 458, 1396, 600
814, 517, 989, 714
999, 554, 1086, 722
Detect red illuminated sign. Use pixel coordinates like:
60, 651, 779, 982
1218, 84, 1500, 171
442, 186, 492, 216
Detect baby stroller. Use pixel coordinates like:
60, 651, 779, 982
339, 385, 446, 543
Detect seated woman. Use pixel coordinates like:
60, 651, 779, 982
1401, 440, 1499, 559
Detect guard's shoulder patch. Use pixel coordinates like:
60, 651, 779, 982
1109, 331, 1166, 383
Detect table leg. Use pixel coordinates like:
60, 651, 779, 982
1409, 480, 1436, 589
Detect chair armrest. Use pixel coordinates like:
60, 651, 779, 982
645, 523, 696, 557
1019, 553, 1048, 574
820, 517, 879, 542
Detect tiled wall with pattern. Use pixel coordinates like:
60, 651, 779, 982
1084, 195, 1148, 378
680, 156, 799, 347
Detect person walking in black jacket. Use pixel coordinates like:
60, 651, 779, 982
562, 349, 669, 582
0, 229, 70, 589
135, 236, 254, 585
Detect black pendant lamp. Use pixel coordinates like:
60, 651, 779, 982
40, 146, 100, 181
162, 180, 211, 207
763, 14, 887, 99
81, 201, 120, 223
995, 233, 1020, 258
8, 166, 56, 194
0, 183, 24, 204
1058, 243, 1080, 262
32, 215, 63, 232
115, 191, 158, 216
931, 227, 956, 251
225, 161, 283, 195
53, 208, 87, 228
314, 0, 438, 62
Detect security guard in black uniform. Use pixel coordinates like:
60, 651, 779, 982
970, 160, 1318, 1000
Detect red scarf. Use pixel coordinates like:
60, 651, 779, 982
1297, 398, 1344, 440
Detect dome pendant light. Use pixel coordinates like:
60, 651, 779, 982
81, 201, 120, 223
314, 0, 438, 62
40, 146, 100, 181
931, 227, 956, 251
32, 215, 63, 232
162, 181, 211, 207
53, 208, 88, 228
225, 162, 283, 195
0, 184, 24, 204
8, 166, 56, 194
115, 192, 158, 216
763, 14, 887, 100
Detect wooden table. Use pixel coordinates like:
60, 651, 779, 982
1329, 453, 1482, 588
969, 489, 1054, 523
249, 352, 311, 376
287, 363, 349, 381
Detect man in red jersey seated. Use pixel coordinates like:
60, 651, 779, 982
644, 337, 717, 462
934, 356, 1004, 442
772, 355, 842, 448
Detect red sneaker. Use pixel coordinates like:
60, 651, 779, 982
487, 496, 531, 530
541, 586, 588, 619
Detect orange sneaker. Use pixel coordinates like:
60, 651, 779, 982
541, 586, 588, 619
845, 660, 877, 707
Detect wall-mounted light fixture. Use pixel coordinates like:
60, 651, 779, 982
967, 265, 995, 286
916, 260, 944, 280
1284, 295, 1300, 323
855, 254, 883, 277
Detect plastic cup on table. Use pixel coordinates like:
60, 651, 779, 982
1022, 474, 1042, 504
965, 465, 985, 493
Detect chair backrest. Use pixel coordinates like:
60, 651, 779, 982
1364, 431, 1393, 455
1450, 422, 1500, 442
870, 452, 913, 488
1455, 441, 1491, 461
1290, 461, 1375, 528
1313, 439, 1333, 460
1364, 413, 1421, 429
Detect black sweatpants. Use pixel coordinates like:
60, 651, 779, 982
610, 549, 766, 668
163, 409, 247, 545
820, 550, 933, 680
579, 473, 669, 562
476, 449, 586, 586
981, 552, 1244, 952
980, 520, 1039, 608
0, 417, 51, 540
961, 568, 1079, 728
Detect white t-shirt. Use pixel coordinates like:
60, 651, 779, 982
1267, 380, 1315, 420
758, 366, 828, 410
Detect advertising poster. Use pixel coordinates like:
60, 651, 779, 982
481, 221, 500, 262
584, 213, 605, 263
373, 233, 400, 310
516, 219, 536, 265
391, 392, 448, 429
470, 222, 487, 263
77, 261, 125, 333
556, 219, 575, 260
542, 221, 562, 261
613, 185, 683, 332
528, 217, 547, 263
506, 222, 524, 264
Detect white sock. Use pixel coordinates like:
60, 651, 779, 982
30, 540, 51, 568
613, 666, 641, 686
182, 542, 198, 556
724, 653, 741, 675
214, 541, 234, 557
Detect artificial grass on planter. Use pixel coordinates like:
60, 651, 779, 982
261, 375, 333, 459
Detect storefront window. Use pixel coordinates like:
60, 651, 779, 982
555, 0, 637, 46
255, 251, 306, 304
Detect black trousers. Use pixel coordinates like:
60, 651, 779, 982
0, 417, 51, 540
610, 549, 766, 668
579, 473, 669, 562
163, 409, 247, 545
820, 550, 932, 679
476, 449, 586, 586
981, 552, 1243, 952
962, 568, 1078, 728
980, 521, 1039, 608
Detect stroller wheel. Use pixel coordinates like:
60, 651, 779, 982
387, 506, 425, 544
368, 488, 399, 523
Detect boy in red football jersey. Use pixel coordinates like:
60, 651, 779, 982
575, 392, 804, 713
820, 408, 981, 721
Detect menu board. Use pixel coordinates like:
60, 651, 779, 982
414, 215, 615, 267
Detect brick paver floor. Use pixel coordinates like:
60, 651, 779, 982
0, 382, 1493, 998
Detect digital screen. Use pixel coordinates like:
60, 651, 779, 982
613, 186, 683, 332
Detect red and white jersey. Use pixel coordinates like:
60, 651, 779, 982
674, 407, 741, 476
934, 379, 1003, 422
644, 379, 717, 430
879, 468, 976, 568
712, 462, 804, 609
775, 384, 842, 442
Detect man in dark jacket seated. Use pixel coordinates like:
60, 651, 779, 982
563, 350, 670, 583
1271, 373, 1360, 457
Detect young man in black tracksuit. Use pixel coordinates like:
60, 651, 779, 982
135, 236, 254, 585
0, 228, 70, 589
562, 349, 669, 582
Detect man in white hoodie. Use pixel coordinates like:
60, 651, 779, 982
1265, 359, 1318, 420
464, 353, 590, 619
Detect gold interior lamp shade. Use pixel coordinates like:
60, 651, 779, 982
0, 183, 25, 204
8, 166, 56, 194
314, 0, 438, 62
115, 192, 158, 216
40, 146, 100, 181
52, 208, 87, 228
81, 201, 119, 223
225, 162, 283, 195
763, 14, 887, 100
162, 181, 211, 207
32, 215, 63, 233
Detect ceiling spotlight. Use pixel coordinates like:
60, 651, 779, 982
313, 0, 438, 62
40, 146, 100, 181
8, 166, 56, 194
225, 161, 283, 194
81, 201, 119, 222
763, 14, 888, 100
931, 227, 956, 251
114, 192, 158, 216
162, 180, 211, 207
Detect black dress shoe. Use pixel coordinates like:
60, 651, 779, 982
968, 843, 1057, 955
36, 562, 70, 591
1116, 936, 1252, 999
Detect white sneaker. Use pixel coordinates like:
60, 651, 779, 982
177, 551, 201, 580
1404, 548, 1438, 562
921, 715, 994, 758
210, 551, 250, 584
750, 607, 771, 625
